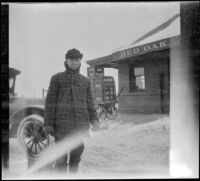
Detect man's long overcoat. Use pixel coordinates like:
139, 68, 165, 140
44, 65, 98, 138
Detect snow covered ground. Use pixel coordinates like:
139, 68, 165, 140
4, 113, 170, 179
81, 113, 170, 177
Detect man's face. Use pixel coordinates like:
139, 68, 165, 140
66, 58, 81, 70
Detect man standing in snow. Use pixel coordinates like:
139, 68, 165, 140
43, 48, 99, 173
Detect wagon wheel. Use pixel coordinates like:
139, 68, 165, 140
17, 116, 50, 158
106, 105, 117, 120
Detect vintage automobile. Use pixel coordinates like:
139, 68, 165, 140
9, 67, 49, 159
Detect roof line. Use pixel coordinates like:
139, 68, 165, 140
131, 13, 180, 46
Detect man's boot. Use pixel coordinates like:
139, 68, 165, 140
55, 154, 68, 173
69, 160, 80, 173
69, 142, 84, 173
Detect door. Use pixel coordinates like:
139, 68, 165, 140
159, 59, 170, 113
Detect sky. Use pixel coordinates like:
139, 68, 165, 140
9, 2, 180, 98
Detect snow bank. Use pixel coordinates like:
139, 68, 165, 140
81, 115, 170, 176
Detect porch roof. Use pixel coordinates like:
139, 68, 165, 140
86, 13, 180, 68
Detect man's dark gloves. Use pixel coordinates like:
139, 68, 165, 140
91, 120, 100, 131
43, 126, 55, 136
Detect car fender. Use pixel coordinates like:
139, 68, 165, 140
9, 105, 45, 138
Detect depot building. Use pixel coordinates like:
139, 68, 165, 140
87, 14, 180, 114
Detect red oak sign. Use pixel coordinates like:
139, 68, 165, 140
112, 38, 170, 60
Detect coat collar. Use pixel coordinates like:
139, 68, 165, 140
64, 63, 80, 75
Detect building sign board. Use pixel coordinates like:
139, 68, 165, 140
95, 67, 104, 77
87, 67, 104, 78
95, 67, 104, 73
112, 38, 170, 61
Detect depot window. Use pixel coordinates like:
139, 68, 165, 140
129, 65, 145, 92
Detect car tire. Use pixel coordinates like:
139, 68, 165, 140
17, 114, 50, 159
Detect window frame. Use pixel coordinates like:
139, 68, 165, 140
129, 63, 146, 93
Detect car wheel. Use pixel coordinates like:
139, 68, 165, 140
17, 114, 50, 159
